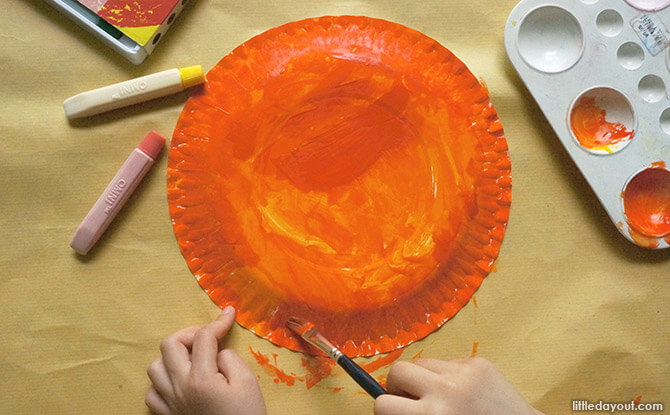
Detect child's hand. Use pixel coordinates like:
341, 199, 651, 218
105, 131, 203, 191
374, 357, 543, 415
145, 307, 266, 415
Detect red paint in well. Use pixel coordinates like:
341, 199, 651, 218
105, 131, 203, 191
623, 165, 670, 237
169, 16, 510, 357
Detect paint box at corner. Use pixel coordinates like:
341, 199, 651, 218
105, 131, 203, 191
44, 0, 189, 64
504, 0, 670, 249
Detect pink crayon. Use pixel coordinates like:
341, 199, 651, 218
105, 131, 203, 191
70, 131, 165, 255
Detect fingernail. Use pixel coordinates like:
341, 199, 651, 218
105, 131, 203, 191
222, 305, 235, 315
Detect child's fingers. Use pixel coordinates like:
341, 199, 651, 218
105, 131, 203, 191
191, 307, 236, 375
160, 326, 199, 381
386, 361, 436, 398
412, 357, 454, 375
147, 357, 174, 400
217, 348, 255, 384
145, 385, 171, 415
374, 393, 424, 415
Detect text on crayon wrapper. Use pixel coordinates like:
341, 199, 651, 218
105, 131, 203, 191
111, 81, 148, 100
104, 180, 127, 214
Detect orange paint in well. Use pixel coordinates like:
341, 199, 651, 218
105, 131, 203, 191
570, 97, 634, 152
168, 16, 511, 356
622, 165, 670, 237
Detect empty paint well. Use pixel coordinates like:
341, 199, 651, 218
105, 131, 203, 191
517, 6, 584, 73
569, 87, 635, 154
638, 74, 666, 103
622, 165, 670, 237
660, 108, 670, 135
617, 42, 645, 70
596, 9, 623, 37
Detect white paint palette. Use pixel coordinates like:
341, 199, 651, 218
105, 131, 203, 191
505, 0, 670, 249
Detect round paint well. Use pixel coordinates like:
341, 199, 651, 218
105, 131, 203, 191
517, 6, 584, 73
638, 74, 667, 103
596, 9, 623, 37
624, 0, 670, 10
617, 42, 645, 70
661, 108, 670, 134
568, 87, 636, 154
622, 165, 670, 237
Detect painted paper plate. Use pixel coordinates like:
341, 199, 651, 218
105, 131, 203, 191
168, 16, 511, 357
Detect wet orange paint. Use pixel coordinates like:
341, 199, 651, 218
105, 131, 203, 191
169, 16, 510, 356
249, 347, 339, 389
471, 341, 479, 357
623, 165, 670, 238
249, 347, 299, 386
570, 97, 634, 152
302, 357, 337, 389
360, 349, 404, 373
376, 374, 388, 389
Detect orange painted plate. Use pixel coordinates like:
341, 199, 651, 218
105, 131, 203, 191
168, 16, 511, 357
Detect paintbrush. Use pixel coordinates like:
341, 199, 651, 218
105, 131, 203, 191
286, 317, 387, 398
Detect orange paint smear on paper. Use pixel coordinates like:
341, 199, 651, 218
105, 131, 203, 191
634, 395, 642, 406
302, 357, 337, 389
570, 97, 633, 152
471, 341, 479, 357
472, 295, 478, 308
168, 16, 511, 356
249, 347, 300, 386
411, 350, 423, 360
250, 347, 342, 390
360, 349, 404, 373
622, 165, 670, 239
376, 374, 388, 389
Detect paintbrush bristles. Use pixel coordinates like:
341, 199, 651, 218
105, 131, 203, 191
286, 317, 312, 336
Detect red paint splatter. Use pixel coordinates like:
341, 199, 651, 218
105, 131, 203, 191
634, 395, 642, 406
471, 341, 479, 357
411, 350, 423, 360
360, 349, 404, 373
249, 347, 300, 386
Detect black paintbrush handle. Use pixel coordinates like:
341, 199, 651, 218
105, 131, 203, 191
337, 354, 387, 398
